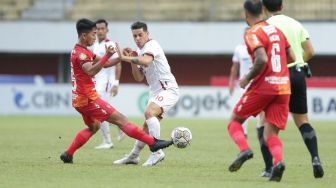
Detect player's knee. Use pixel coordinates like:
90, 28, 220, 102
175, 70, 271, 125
144, 108, 157, 119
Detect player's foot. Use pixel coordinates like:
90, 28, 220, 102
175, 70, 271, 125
260, 169, 272, 178
142, 150, 165, 167
117, 130, 125, 142
149, 138, 173, 152
312, 156, 324, 178
269, 161, 285, 182
228, 149, 253, 172
60, 151, 73, 164
94, 142, 113, 149
113, 153, 140, 165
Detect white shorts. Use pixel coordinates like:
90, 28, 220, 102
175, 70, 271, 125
147, 88, 179, 116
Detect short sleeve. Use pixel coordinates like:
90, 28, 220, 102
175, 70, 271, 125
142, 40, 159, 58
300, 26, 310, 42
232, 46, 240, 63
77, 51, 94, 66
245, 30, 263, 53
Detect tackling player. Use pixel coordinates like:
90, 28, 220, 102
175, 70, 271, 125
227, 0, 295, 182
60, 18, 173, 164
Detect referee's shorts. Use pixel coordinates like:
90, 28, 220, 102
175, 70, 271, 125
289, 66, 308, 114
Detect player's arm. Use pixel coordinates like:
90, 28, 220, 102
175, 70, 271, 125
82, 46, 115, 76
239, 47, 267, 89
286, 47, 296, 64
94, 55, 121, 68
120, 53, 153, 66
302, 39, 314, 62
130, 63, 145, 82
229, 63, 239, 96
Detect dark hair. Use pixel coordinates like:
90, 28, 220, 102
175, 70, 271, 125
244, 0, 262, 16
76, 18, 96, 35
131, 21, 148, 32
262, 0, 282, 12
96, 19, 108, 27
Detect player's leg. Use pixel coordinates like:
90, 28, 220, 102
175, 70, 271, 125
228, 92, 264, 172
264, 95, 289, 182
227, 113, 253, 172
60, 115, 100, 163
105, 106, 172, 153
142, 89, 179, 166
256, 112, 273, 177
289, 68, 324, 178
263, 122, 285, 182
95, 91, 113, 149
242, 120, 248, 138
113, 122, 147, 165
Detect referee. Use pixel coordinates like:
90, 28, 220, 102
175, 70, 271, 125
262, 0, 324, 178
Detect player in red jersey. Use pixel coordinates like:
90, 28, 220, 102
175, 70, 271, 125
227, 0, 295, 182
60, 18, 173, 164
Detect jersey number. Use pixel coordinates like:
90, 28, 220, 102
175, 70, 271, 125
271, 43, 281, 72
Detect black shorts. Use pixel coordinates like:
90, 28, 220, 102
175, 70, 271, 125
289, 66, 308, 114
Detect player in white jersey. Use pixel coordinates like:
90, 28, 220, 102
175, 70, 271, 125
229, 43, 253, 137
93, 19, 124, 149
113, 21, 179, 166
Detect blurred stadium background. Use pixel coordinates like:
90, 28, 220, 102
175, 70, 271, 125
0, 0, 335, 119
1, 1, 336, 187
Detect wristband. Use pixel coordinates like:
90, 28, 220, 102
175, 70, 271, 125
113, 80, 119, 86
98, 54, 110, 65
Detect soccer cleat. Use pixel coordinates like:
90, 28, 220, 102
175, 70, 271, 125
142, 150, 165, 167
228, 149, 253, 172
113, 153, 140, 165
149, 138, 173, 152
269, 161, 285, 182
94, 142, 113, 149
260, 169, 272, 178
60, 151, 73, 164
312, 157, 324, 178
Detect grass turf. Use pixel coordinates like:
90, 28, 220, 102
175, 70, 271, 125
0, 116, 334, 188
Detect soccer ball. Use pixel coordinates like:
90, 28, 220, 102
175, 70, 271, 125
171, 127, 192, 148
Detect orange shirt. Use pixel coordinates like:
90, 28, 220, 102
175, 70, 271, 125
70, 44, 99, 107
244, 21, 291, 95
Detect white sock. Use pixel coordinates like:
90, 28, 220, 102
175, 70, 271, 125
130, 140, 145, 156
146, 117, 160, 139
242, 121, 248, 135
100, 121, 112, 144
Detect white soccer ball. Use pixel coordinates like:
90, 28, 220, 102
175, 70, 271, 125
171, 127, 192, 148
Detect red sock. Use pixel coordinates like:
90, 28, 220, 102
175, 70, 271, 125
266, 134, 283, 165
227, 120, 249, 152
67, 128, 93, 156
121, 122, 155, 145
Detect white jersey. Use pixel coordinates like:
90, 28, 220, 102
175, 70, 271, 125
93, 38, 118, 93
136, 39, 178, 94
232, 44, 252, 79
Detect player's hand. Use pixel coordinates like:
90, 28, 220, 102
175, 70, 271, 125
122, 47, 133, 56
239, 77, 249, 89
105, 45, 116, 56
110, 85, 119, 97
115, 43, 124, 60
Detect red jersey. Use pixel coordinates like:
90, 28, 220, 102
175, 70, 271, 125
70, 44, 99, 107
244, 21, 291, 95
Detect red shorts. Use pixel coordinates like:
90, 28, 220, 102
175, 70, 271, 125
233, 91, 290, 130
75, 98, 116, 126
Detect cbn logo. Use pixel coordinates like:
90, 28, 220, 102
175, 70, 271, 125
137, 91, 149, 113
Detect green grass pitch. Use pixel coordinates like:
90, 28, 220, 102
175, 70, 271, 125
0, 116, 335, 188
